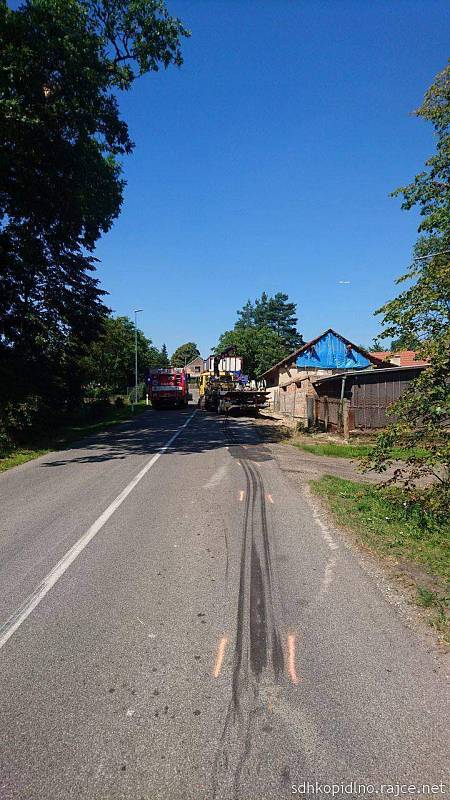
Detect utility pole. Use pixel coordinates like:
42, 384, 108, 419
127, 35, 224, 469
133, 309, 143, 411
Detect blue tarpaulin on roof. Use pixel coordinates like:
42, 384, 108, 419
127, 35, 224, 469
295, 331, 371, 370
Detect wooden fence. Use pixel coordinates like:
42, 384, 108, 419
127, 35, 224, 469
269, 366, 425, 435
272, 388, 298, 417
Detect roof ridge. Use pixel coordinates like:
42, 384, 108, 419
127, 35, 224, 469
259, 328, 385, 377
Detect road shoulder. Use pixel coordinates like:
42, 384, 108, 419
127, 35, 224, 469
250, 415, 450, 652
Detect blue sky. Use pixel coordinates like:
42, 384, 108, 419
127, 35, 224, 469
94, 0, 449, 357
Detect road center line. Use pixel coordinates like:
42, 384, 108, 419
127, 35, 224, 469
0, 410, 198, 652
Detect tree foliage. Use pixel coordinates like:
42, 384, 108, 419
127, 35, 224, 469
236, 291, 303, 351
216, 326, 288, 381
0, 0, 188, 440
83, 315, 163, 393
215, 291, 302, 379
159, 343, 170, 367
171, 342, 200, 367
367, 63, 450, 516
390, 332, 422, 351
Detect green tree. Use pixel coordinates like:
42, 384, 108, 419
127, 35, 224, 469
390, 332, 422, 351
171, 342, 200, 367
263, 292, 303, 349
216, 327, 287, 381
159, 343, 170, 367
0, 0, 188, 431
84, 316, 156, 393
235, 299, 255, 328
218, 290, 302, 377
368, 63, 450, 516
148, 346, 166, 369
235, 292, 302, 350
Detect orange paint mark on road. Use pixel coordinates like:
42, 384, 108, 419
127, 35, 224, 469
267, 494, 274, 504
287, 633, 300, 685
213, 636, 228, 678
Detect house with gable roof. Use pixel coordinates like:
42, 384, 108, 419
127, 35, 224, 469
258, 328, 386, 425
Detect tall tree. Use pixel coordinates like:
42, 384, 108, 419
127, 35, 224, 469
368, 63, 450, 515
216, 327, 287, 381
219, 291, 302, 377
0, 0, 188, 428
235, 299, 255, 329
261, 292, 303, 350
159, 343, 170, 367
83, 316, 157, 392
253, 291, 269, 327
172, 342, 200, 367
234, 292, 302, 351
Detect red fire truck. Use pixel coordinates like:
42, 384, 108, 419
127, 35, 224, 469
147, 368, 190, 409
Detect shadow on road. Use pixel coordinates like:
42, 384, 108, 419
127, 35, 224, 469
40, 408, 274, 467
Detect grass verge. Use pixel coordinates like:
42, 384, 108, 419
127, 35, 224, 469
294, 441, 425, 460
0, 402, 150, 473
0, 448, 51, 473
310, 475, 449, 640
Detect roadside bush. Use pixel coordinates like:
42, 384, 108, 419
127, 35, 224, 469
381, 482, 450, 527
0, 395, 58, 452
85, 384, 111, 400
0, 424, 13, 455
79, 399, 111, 422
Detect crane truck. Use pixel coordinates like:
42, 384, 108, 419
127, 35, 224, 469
198, 348, 268, 415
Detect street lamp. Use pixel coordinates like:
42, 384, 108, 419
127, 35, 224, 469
133, 309, 143, 411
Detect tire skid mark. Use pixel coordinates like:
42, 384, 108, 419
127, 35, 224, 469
212, 419, 287, 799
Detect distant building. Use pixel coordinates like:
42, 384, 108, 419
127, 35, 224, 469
369, 350, 429, 367
259, 328, 385, 424
184, 356, 204, 378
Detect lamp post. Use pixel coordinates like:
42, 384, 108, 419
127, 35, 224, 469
133, 309, 143, 411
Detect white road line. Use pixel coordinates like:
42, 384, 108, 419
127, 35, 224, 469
0, 410, 198, 652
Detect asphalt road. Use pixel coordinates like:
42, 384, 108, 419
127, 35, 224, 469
0, 406, 448, 800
